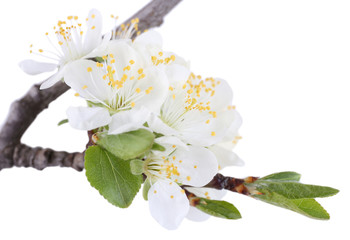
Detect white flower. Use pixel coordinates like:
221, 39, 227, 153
65, 40, 168, 133
19, 9, 110, 89
145, 136, 218, 229
209, 109, 245, 170
148, 69, 240, 147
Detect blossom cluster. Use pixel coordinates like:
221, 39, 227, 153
19, 9, 243, 229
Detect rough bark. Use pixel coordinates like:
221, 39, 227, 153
0, 0, 182, 171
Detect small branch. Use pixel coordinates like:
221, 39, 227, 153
204, 173, 259, 196
0, 0, 182, 171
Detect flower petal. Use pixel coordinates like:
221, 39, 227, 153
64, 59, 112, 103
108, 107, 151, 135
148, 181, 189, 230
209, 78, 233, 111
40, 67, 65, 90
147, 113, 179, 136
19, 59, 57, 75
66, 106, 111, 130
134, 30, 163, 49
174, 146, 218, 187
133, 66, 169, 113
83, 9, 103, 54
209, 145, 244, 169
155, 136, 188, 150
84, 31, 112, 59
165, 64, 191, 85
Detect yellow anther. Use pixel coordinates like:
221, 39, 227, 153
91, 14, 96, 19
154, 190, 157, 194
123, 65, 131, 71
172, 94, 176, 100
138, 68, 143, 74
205, 120, 210, 124
121, 74, 128, 82
74, 93, 80, 97
181, 189, 185, 194
129, 60, 135, 65
172, 145, 176, 148
182, 84, 187, 89
187, 89, 193, 94
205, 192, 209, 196
194, 165, 197, 169
135, 88, 141, 93
110, 59, 115, 64
158, 51, 163, 56
145, 89, 151, 94
130, 76, 135, 80
179, 160, 182, 163
39, 49, 43, 53
170, 55, 176, 61
82, 85, 88, 90
102, 55, 107, 60
80, 31, 83, 35
67, 16, 73, 20
186, 176, 191, 181
45, 32, 49, 36
91, 26, 96, 30
58, 41, 63, 45
131, 102, 135, 108
87, 67, 92, 72
74, 16, 78, 20
169, 86, 174, 91
211, 131, 216, 136
170, 195, 174, 199
138, 73, 146, 80
109, 54, 114, 58
172, 156, 176, 160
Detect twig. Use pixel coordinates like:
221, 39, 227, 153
0, 0, 182, 171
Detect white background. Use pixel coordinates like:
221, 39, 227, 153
0, 0, 349, 239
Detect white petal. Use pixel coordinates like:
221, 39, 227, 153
40, 68, 65, 90
108, 107, 151, 135
134, 30, 163, 48
148, 181, 189, 230
147, 113, 179, 136
155, 136, 188, 150
221, 110, 243, 142
19, 59, 57, 75
64, 59, 112, 103
210, 78, 233, 111
165, 64, 191, 85
84, 31, 112, 59
66, 106, 111, 130
83, 9, 103, 54
181, 109, 237, 147
174, 146, 218, 187
209, 145, 244, 169
133, 66, 169, 113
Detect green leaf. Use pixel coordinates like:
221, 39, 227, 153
57, 119, 68, 126
97, 129, 155, 160
259, 171, 301, 182
253, 190, 330, 220
84, 146, 142, 208
130, 159, 144, 175
254, 181, 339, 199
193, 198, 242, 220
142, 178, 151, 201
151, 142, 166, 151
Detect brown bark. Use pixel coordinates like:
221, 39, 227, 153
0, 0, 182, 171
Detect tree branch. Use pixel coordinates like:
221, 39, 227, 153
0, 0, 182, 171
